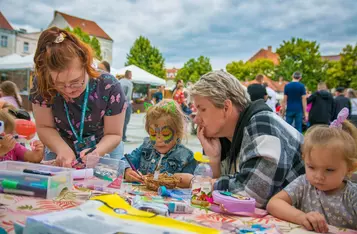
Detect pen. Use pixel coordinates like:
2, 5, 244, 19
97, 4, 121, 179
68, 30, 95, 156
23, 169, 52, 176
124, 153, 143, 178
85, 146, 97, 156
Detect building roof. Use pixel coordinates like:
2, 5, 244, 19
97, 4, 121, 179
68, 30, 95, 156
166, 68, 180, 73
55, 11, 112, 41
248, 46, 280, 65
243, 76, 287, 92
0, 12, 14, 31
321, 55, 341, 61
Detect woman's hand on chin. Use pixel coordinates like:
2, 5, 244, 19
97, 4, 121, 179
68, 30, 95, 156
197, 126, 221, 162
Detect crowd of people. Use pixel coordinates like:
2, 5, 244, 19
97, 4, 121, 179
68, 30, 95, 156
0, 26, 356, 232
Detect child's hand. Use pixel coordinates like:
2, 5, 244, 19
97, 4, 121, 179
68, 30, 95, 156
0, 134, 16, 155
31, 140, 44, 153
297, 212, 329, 233
124, 168, 144, 183
174, 173, 193, 188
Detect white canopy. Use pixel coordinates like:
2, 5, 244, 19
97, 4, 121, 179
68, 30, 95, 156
111, 65, 166, 86
0, 53, 34, 70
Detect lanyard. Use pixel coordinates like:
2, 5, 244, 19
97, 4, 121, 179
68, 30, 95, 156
63, 84, 90, 143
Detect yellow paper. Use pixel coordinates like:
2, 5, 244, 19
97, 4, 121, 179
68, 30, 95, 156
90, 194, 219, 234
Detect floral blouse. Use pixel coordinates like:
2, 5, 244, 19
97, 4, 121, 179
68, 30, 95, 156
29, 72, 126, 152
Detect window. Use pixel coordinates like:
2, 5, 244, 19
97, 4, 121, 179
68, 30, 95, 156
23, 42, 29, 53
1, 36, 8, 47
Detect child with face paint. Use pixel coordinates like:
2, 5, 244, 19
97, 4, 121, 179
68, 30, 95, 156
123, 99, 197, 184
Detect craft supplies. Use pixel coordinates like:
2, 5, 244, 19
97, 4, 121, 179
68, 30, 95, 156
93, 157, 123, 181
144, 173, 179, 191
120, 182, 132, 193
158, 186, 191, 200
0, 161, 72, 199
210, 190, 256, 215
72, 168, 94, 180
191, 152, 213, 208
23, 169, 52, 176
132, 196, 170, 216
236, 224, 282, 234
137, 196, 194, 214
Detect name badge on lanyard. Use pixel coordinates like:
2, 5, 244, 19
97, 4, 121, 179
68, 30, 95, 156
63, 84, 96, 155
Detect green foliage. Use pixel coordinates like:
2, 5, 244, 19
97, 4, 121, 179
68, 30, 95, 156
176, 56, 212, 83
276, 37, 326, 91
340, 44, 357, 89
65, 27, 102, 60
125, 36, 166, 78
226, 59, 275, 81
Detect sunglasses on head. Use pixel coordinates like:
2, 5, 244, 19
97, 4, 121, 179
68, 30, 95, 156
9, 109, 31, 121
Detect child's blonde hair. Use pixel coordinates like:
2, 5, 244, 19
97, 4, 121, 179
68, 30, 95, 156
0, 81, 22, 108
303, 121, 357, 173
0, 109, 15, 134
145, 99, 186, 140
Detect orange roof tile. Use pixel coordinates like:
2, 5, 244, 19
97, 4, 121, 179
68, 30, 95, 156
321, 55, 341, 61
166, 68, 180, 73
0, 12, 14, 31
248, 46, 280, 65
56, 11, 112, 41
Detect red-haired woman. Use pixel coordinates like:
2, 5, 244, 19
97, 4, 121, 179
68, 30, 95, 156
30, 27, 126, 167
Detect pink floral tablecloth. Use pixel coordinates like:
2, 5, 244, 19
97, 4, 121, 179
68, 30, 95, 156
0, 179, 356, 234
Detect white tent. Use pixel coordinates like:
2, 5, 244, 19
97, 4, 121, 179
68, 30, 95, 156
112, 65, 166, 86
0, 53, 34, 70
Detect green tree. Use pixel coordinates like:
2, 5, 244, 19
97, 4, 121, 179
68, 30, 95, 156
340, 44, 357, 89
176, 56, 212, 83
226, 59, 275, 81
125, 36, 166, 78
65, 27, 102, 60
226, 60, 251, 81
276, 37, 326, 91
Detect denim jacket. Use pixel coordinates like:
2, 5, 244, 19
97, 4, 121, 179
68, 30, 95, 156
123, 137, 197, 175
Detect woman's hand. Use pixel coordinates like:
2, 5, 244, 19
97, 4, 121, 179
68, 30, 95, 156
55, 148, 76, 168
79, 148, 100, 168
197, 126, 221, 162
124, 168, 144, 183
0, 134, 16, 156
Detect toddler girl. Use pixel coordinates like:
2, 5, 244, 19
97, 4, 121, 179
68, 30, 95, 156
0, 110, 44, 163
267, 108, 357, 232
124, 99, 197, 182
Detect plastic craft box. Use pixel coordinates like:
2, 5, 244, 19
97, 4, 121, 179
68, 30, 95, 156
0, 161, 72, 199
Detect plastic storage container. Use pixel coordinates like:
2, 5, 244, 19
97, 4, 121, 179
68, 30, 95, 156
0, 161, 72, 199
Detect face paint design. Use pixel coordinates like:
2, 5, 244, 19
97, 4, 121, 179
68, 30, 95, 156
148, 125, 175, 145
161, 126, 174, 144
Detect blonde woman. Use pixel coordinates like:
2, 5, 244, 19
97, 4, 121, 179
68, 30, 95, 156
179, 70, 305, 208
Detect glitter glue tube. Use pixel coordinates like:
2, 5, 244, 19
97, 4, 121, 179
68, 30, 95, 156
158, 186, 191, 200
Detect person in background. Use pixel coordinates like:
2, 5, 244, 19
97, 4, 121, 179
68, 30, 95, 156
173, 84, 192, 116
152, 85, 165, 104
307, 82, 335, 127
281, 71, 307, 133
172, 79, 184, 98
334, 87, 351, 119
119, 70, 134, 142
247, 74, 267, 101
267, 109, 357, 231
98, 61, 111, 73
0, 81, 22, 109
0, 110, 44, 163
346, 88, 357, 127
96, 60, 124, 155
263, 82, 277, 112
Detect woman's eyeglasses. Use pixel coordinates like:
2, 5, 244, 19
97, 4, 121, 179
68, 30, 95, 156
55, 70, 86, 90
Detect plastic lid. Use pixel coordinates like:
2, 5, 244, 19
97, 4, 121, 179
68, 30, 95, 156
194, 152, 210, 163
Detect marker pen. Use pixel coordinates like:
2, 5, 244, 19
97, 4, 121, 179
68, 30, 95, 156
23, 169, 52, 176
2, 180, 47, 198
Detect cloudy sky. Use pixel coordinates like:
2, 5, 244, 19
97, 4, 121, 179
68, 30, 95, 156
1, 0, 357, 70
